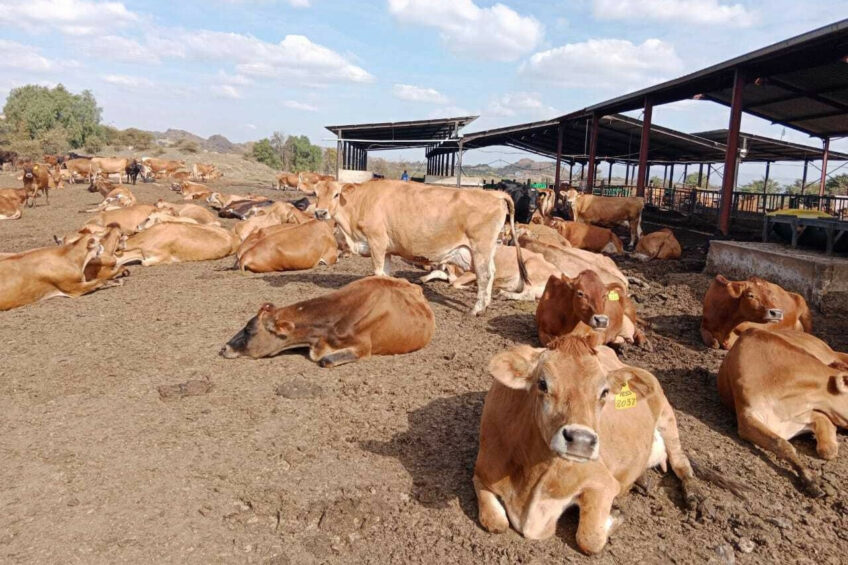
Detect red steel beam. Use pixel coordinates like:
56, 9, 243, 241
636, 97, 653, 197
554, 121, 563, 202
819, 137, 830, 199
718, 70, 746, 235
585, 113, 599, 193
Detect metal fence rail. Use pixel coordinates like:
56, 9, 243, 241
587, 185, 848, 221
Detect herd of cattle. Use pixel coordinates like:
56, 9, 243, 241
1, 163, 845, 555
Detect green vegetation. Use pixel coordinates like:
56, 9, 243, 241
252, 131, 324, 172
1, 84, 154, 157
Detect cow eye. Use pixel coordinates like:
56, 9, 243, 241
576, 290, 584, 298
538, 379, 548, 393
333, 193, 340, 199
600, 388, 610, 401
745, 293, 755, 299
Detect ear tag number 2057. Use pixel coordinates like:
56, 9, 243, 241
615, 383, 637, 410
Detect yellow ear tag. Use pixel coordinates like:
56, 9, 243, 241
608, 290, 620, 301
33, 165, 39, 171
615, 383, 637, 410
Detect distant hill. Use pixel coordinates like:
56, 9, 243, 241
146, 128, 249, 154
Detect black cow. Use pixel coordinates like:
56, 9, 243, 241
488, 181, 538, 224
0, 150, 18, 170
125, 159, 142, 185
289, 196, 311, 212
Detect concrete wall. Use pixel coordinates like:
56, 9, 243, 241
338, 169, 374, 183
706, 241, 848, 311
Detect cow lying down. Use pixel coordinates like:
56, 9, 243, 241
237, 220, 338, 273
701, 274, 812, 350
474, 336, 705, 554
220, 277, 434, 367
718, 326, 848, 497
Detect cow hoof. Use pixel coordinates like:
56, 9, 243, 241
682, 481, 706, 510
640, 340, 654, 353
817, 444, 839, 460
802, 477, 826, 498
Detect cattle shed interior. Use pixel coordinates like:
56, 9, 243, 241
326, 19, 848, 235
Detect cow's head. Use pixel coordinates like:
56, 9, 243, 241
22, 163, 35, 183
489, 337, 658, 462
715, 275, 784, 323
563, 188, 580, 207
220, 303, 307, 359
544, 270, 619, 331
312, 181, 353, 220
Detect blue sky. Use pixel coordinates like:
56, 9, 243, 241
0, 0, 846, 184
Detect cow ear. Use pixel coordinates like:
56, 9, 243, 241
832, 373, 848, 394
726, 281, 747, 298
269, 319, 295, 337
488, 345, 544, 390
715, 274, 730, 286
607, 367, 660, 401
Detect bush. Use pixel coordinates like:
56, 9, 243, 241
251, 138, 282, 169
175, 139, 199, 154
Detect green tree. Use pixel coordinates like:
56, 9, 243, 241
739, 179, 782, 194
825, 174, 848, 195
321, 147, 337, 174
2, 84, 102, 150
252, 138, 282, 169
285, 135, 322, 172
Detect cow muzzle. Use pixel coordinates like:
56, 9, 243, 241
219, 344, 242, 359
590, 314, 609, 330
551, 424, 599, 461
314, 209, 329, 221
765, 308, 784, 323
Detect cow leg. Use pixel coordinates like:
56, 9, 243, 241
451, 271, 477, 289
368, 238, 390, 276
574, 483, 620, 555
656, 401, 704, 509
737, 410, 824, 497
810, 412, 839, 460
420, 269, 450, 284
473, 476, 509, 533
470, 244, 496, 316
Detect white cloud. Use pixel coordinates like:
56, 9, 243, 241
388, 0, 543, 61
392, 84, 449, 104
488, 91, 555, 118
78, 35, 154, 63
101, 74, 153, 88
245, 123, 257, 130
593, 0, 756, 27
211, 85, 242, 99
288, 0, 310, 6
282, 99, 318, 111
145, 30, 373, 83
0, 0, 138, 36
217, 70, 253, 86
520, 38, 684, 90
0, 40, 54, 72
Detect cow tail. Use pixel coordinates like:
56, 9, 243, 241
689, 456, 750, 501
503, 194, 530, 287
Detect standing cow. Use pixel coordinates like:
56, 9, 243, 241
564, 189, 644, 248
311, 179, 528, 315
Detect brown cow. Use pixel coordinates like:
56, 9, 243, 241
700, 275, 812, 350
0, 188, 27, 220
312, 179, 528, 315
220, 276, 434, 367
564, 189, 643, 247
82, 186, 137, 213
632, 228, 682, 261
84, 204, 157, 234
172, 180, 212, 200
90, 157, 129, 183
192, 163, 222, 181
536, 270, 648, 349
237, 220, 338, 273
421, 245, 558, 301
82, 225, 130, 286
142, 157, 186, 177
297, 172, 335, 192
510, 223, 572, 248
518, 238, 628, 289
276, 172, 299, 190
154, 200, 220, 225
206, 191, 264, 210
474, 336, 702, 554
170, 170, 192, 182
233, 201, 311, 241
546, 218, 623, 254
120, 223, 238, 266
21, 162, 62, 206
63, 158, 93, 183
717, 327, 848, 497
0, 235, 106, 310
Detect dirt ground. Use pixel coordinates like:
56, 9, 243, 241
1, 174, 847, 564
